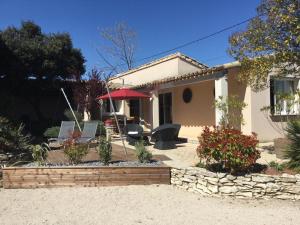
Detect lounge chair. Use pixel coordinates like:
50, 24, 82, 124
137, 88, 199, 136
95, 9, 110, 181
48, 121, 75, 148
77, 121, 98, 144
151, 124, 179, 150
124, 124, 144, 145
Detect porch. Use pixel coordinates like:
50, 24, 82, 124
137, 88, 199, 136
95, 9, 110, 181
133, 69, 247, 141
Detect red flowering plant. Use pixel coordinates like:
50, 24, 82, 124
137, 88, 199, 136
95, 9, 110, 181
63, 130, 89, 164
196, 126, 260, 174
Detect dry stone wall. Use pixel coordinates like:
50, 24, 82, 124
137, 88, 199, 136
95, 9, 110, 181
171, 167, 300, 200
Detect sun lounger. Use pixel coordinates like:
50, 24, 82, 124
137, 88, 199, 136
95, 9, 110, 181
48, 121, 75, 148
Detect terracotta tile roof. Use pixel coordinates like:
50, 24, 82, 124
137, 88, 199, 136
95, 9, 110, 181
109, 52, 208, 81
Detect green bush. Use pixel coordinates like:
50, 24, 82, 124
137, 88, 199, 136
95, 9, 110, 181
97, 121, 106, 136
64, 143, 89, 165
64, 109, 83, 123
285, 120, 300, 169
135, 140, 152, 163
63, 132, 89, 164
0, 116, 32, 160
269, 161, 284, 171
197, 126, 260, 174
31, 143, 50, 166
43, 126, 60, 138
97, 138, 112, 165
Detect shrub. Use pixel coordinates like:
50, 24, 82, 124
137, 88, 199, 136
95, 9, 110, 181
97, 121, 106, 137
31, 143, 50, 166
64, 109, 83, 123
43, 126, 60, 138
0, 116, 32, 160
285, 120, 300, 169
97, 138, 112, 165
135, 140, 152, 163
197, 126, 260, 174
269, 161, 284, 172
63, 131, 88, 164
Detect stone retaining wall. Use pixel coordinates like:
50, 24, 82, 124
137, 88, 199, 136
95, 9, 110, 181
171, 167, 300, 200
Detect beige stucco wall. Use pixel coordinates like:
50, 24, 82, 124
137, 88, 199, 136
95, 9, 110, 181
227, 67, 285, 141
227, 68, 250, 132
171, 80, 215, 139
110, 58, 179, 86
177, 58, 204, 75
110, 57, 201, 86
250, 88, 286, 141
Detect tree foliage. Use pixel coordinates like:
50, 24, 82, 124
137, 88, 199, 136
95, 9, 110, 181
285, 120, 300, 169
0, 21, 86, 125
228, 0, 300, 90
0, 116, 32, 160
72, 69, 105, 120
0, 21, 85, 81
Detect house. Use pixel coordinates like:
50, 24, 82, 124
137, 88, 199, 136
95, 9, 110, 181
105, 52, 299, 142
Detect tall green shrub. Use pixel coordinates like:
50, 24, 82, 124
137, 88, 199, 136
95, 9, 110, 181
0, 116, 32, 160
97, 138, 112, 165
285, 120, 300, 169
31, 143, 50, 166
135, 141, 152, 163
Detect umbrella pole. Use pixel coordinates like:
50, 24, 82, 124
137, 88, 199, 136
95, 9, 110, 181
61, 88, 82, 132
104, 81, 128, 159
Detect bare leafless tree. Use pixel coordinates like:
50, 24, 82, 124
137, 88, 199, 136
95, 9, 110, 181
98, 22, 136, 75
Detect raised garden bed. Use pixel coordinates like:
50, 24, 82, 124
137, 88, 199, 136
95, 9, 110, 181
3, 166, 170, 189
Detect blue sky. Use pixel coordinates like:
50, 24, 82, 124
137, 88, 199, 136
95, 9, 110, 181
0, 0, 261, 74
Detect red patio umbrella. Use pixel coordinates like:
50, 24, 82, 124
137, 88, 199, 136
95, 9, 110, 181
96, 88, 149, 100
96, 87, 150, 158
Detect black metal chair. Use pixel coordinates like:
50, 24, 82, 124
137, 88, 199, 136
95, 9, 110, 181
151, 124, 179, 150
151, 123, 183, 141
124, 124, 144, 146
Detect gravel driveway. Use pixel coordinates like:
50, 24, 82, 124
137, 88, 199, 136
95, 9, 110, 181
1, 185, 300, 225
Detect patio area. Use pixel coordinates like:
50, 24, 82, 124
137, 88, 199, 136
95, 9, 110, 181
111, 139, 282, 168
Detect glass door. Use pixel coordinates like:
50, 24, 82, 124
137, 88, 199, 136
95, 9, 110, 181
159, 92, 172, 125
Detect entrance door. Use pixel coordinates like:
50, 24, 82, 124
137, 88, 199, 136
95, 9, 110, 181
159, 92, 172, 125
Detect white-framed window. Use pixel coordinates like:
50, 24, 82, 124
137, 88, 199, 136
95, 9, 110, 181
271, 79, 299, 115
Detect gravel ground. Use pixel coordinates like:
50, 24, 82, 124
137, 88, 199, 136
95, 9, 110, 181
1, 185, 300, 225
22, 160, 162, 167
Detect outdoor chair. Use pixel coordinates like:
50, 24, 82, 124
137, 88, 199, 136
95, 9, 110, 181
151, 123, 187, 144
151, 124, 179, 150
124, 124, 145, 145
77, 121, 98, 145
48, 121, 75, 148
172, 124, 187, 144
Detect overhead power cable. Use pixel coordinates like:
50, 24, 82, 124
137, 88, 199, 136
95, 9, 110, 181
98, 14, 264, 71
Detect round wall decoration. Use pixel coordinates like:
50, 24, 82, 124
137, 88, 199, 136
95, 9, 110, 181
182, 88, 192, 103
